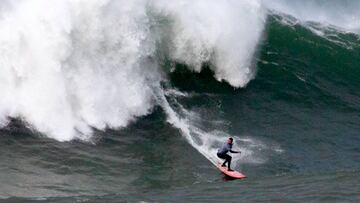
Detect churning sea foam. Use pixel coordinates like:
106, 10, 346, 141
0, 0, 266, 141
0, 0, 159, 141
152, 0, 266, 87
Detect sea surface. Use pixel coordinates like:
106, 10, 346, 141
0, 1, 359, 202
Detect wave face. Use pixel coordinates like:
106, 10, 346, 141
0, 0, 265, 141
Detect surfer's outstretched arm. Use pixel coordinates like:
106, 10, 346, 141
230, 150, 241, 153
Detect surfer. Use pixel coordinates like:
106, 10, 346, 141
217, 137, 241, 171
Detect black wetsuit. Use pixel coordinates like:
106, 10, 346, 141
217, 143, 235, 170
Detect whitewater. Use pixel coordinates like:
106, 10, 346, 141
0, 0, 266, 142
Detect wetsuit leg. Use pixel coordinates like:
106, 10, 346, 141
217, 153, 227, 166
222, 159, 228, 167
225, 154, 232, 170
217, 153, 232, 168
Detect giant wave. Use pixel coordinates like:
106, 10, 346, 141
0, 0, 359, 146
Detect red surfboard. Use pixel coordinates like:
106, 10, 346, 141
217, 164, 247, 179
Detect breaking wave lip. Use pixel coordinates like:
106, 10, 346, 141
0, 0, 266, 141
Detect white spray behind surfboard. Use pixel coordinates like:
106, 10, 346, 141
159, 87, 282, 168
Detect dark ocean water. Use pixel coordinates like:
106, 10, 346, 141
1, 15, 360, 203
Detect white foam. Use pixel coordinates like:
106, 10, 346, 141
153, 0, 266, 87
0, 0, 158, 141
0, 0, 267, 141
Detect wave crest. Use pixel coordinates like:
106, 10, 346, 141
0, 0, 266, 140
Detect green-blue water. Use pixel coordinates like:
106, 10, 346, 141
1, 14, 360, 203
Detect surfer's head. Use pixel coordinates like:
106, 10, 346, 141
228, 137, 233, 144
